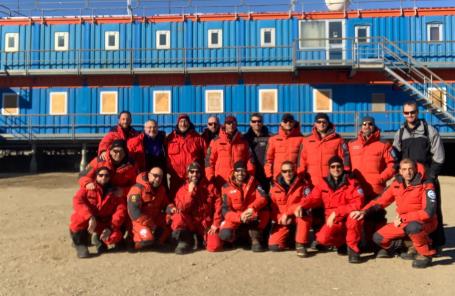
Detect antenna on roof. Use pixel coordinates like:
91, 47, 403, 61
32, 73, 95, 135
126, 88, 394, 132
289, 0, 297, 12
127, 0, 132, 16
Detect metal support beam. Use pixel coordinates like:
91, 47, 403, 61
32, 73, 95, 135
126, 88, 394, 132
29, 143, 37, 173
80, 143, 87, 172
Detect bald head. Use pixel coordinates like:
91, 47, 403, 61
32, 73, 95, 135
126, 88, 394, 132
144, 120, 159, 138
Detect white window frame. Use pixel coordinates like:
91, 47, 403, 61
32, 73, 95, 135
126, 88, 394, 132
105, 31, 119, 50
49, 92, 68, 115
298, 20, 326, 49
54, 32, 69, 51
156, 30, 170, 49
4, 33, 19, 52
427, 23, 443, 42
208, 29, 222, 48
1, 93, 19, 116
153, 90, 171, 114
258, 89, 278, 113
428, 87, 447, 111
312, 88, 333, 113
205, 90, 224, 113
99, 91, 118, 115
260, 28, 276, 47
355, 26, 370, 43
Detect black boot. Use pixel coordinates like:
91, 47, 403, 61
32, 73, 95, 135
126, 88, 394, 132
348, 247, 361, 264
296, 243, 308, 258
412, 255, 432, 269
249, 229, 265, 252
173, 230, 193, 255
70, 231, 90, 258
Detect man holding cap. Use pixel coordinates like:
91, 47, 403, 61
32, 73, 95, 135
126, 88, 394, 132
205, 115, 255, 188
265, 113, 303, 180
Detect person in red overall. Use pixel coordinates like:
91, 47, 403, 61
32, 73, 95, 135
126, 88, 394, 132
69, 167, 127, 258
218, 161, 269, 252
167, 162, 223, 254
205, 115, 255, 188
268, 161, 313, 257
127, 167, 171, 250
98, 111, 139, 161
350, 159, 438, 268
79, 139, 138, 199
295, 156, 364, 263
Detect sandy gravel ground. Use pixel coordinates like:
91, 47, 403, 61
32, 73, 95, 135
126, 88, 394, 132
0, 173, 453, 296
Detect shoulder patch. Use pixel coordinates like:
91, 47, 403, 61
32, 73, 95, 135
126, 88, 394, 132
357, 188, 364, 196
257, 185, 266, 196
130, 194, 141, 203
303, 187, 311, 196
427, 190, 436, 202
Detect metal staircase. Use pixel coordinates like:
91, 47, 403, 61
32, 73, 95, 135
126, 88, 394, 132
377, 37, 455, 127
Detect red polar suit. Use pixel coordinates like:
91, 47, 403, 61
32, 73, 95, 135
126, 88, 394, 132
69, 184, 127, 245
167, 180, 222, 252
363, 165, 437, 257
205, 129, 255, 187
348, 129, 396, 200
268, 175, 313, 249
299, 174, 364, 253
98, 125, 139, 158
219, 173, 269, 241
264, 125, 303, 179
127, 173, 171, 247
298, 126, 350, 185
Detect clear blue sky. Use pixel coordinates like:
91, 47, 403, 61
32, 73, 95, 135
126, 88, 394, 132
0, 1, 454, 17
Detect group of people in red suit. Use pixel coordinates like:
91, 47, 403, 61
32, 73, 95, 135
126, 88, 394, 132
69, 107, 441, 269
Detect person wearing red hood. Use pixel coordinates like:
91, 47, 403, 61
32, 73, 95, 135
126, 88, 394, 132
348, 116, 396, 251
166, 114, 206, 199
219, 160, 269, 252
70, 167, 127, 258
98, 111, 139, 161
264, 113, 303, 180
79, 139, 138, 199
295, 156, 364, 263
350, 159, 438, 268
167, 162, 223, 254
127, 167, 171, 250
205, 115, 255, 188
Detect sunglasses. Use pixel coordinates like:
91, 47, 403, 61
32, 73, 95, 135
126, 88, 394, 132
225, 121, 236, 125
281, 169, 293, 174
282, 120, 294, 124
362, 122, 374, 126
316, 120, 328, 124
97, 173, 110, 177
150, 173, 162, 178
403, 110, 417, 115
189, 169, 200, 174
330, 164, 342, 169
251, 120, 262, 124
208, 122, 218, 126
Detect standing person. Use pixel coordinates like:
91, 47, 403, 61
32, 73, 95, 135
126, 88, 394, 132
268, 161, 313, 257
129, 120, 167, 173
348, 116, 396, 250
219, 161, 269, 252
127, 167, 171, 250
69, 167, 127, 258
167, 162, 223, 254
264, 113, 303, 181
166, 114, 206, 199
295, 156, 364, 263
350, 159, 438, 268
98, 111, 139, 161
201, 116, 220, 147
205, 115, 255, 188
393, 101, 445, 249
244, 113, 271, 191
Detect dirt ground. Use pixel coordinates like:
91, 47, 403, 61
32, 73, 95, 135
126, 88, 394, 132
0, 173, 453, 296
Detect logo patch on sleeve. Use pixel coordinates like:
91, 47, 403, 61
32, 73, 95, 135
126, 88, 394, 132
304, 187, 311, 196
357, 188, 364, 196
427, 190, 436, 202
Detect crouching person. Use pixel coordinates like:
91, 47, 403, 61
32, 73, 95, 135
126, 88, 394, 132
350, 159, 438, 268
69, 167, 127, 258
295, 156, 364, 263
268, 161, 313, 257
167, 162, 222, 254
219, 161, 269, 252
127, 167, 171, 251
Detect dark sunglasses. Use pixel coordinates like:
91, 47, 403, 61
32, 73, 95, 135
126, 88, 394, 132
316, 120, 328, 124
281, 169, 293, 174
330, 164, 342, 169
189, 169, 200, 174
251, 120, 262, 124
282, 120, 294, 124
225, 121, 236, 125
362, 122, 374, 126
403, 110, 417, 115
208, 122, 218, 126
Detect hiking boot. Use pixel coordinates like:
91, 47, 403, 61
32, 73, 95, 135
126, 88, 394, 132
400, 246, 417, 260
412, 255, 432, 269
249, 229, 265, 252
175, 240, 192, 255
348, 248, 361, 264
376, 248, 394, 259
336, 244, 347, 256
74, 244, 90, 258
296, 243, 308, 258
310, 240, 328, 252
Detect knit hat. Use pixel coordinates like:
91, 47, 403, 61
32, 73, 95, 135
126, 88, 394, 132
281, 113, 295, 122
225, 115, 237, 124
361, 116, 376, 126
110, 139, 127, 151
328, 155, 343, 167
177, 114, 190, 123
187, 162, 201, 172
233, 160, 247, 171
314, 113, 330, 123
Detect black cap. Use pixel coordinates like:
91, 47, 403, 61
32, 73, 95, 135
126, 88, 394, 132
281, 113, 295, 122
314, 113, 330, 123
233, 160, 247, 171
110, 139, 127, 151
187, 162, 201, 172
361, 116, 376, 126
328, 155, 343, 167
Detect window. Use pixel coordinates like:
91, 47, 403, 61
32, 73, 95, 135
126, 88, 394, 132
4, 33, 19, 52
428, 87, 446, 111
427, 23, 443, 42
2, 93, 19, 115
261, 28, 276, 47
259, 89, 278, 113
355, 26, 370, 43
205, 90, 224, 113
371, 93, 386, 112
313, 89, 332, 112
156, 30, 170, 49
54, 32, 69, 51
153, 91, 171, 114
100, 91, 118, 114
208, 29, 222, 48
50, 92, 68, 115
299, 21, 325, 48
105, 31, 119, 50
